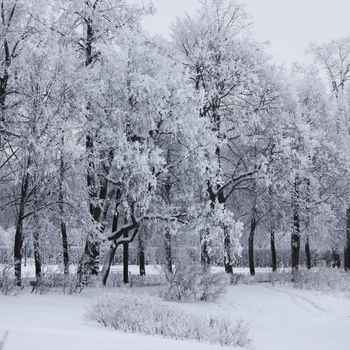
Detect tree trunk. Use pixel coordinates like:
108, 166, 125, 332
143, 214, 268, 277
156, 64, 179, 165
123, 232, 129, 284
33, 230, 41, 280
33, 208, 41, 281
305, 236, 311, 270
32, 198, 41, 280
61, 221, 69, 275
291, 221, 301, 273
14, 171, 30, 286
248, 214, 256, 276
59, 135, 69, 275
345, 207, 350, 271
291, 179, 301, 276
101, 243, 117, 286
249, 182, 257, 277
224, 227, 233, 274
164, 227, 172, 273
14, 218, 23, 286
344, 246, 349, 272
138, 234, 146, 276
305, 178, 311, 270
270, 229, 277, 272
100, 190, 121, 286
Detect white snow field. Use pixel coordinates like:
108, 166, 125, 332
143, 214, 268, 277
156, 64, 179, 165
0, 284, 349, 350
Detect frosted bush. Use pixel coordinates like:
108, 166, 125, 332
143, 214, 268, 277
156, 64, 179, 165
249, 268, 350, 297
107, 273, 166, 288
292, 268, 350, 295
86, 292, 251, 348
130, 273, 166, 287
61, 274, 86, 294
162, 263, 229, 301
29, 271, 86, 294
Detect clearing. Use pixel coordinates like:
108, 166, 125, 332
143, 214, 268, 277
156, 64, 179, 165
0, 283, 349, 350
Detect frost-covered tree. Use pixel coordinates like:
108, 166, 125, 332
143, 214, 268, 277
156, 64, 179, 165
310, 38, 350, 271
172, 0, 264, 272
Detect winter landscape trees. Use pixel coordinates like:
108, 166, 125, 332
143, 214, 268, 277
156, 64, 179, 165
0, 0, 349, 288
1, 1, 350, 350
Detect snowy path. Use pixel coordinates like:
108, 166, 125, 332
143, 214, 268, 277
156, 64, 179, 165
0, 284, 349, 350
207, 284, 350, 350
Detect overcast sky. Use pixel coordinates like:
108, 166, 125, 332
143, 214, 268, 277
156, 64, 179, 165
138, 0, 350, 67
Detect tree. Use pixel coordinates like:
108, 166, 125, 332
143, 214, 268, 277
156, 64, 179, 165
310, 39, 350, 271
172, 0, 261, 272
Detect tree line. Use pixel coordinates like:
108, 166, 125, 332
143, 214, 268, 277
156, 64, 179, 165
0, 0, 349, 287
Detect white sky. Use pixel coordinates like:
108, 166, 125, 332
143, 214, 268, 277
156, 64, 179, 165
137, 0, 350, 67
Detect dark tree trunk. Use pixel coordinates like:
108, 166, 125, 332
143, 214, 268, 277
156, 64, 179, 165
14, 218, 23, 286
14, 171, 30, 286
270, 229, 277, 272
101, 244, 117, 286
291, 179, 301, 276
32, 204, 41, 280
0, 30, 11, 124
138, 234, 146, 276
61, 221, 69, 275
24, 244, 27, 267
305, 178, 311, 270
33, 231, 41, 280
345, 207, 350, 271
100, 190, 121, 286
224, 228, 233, 274
344, 246, 349, 272
164, 227, 172, 273
123, 232, 129, 284
305, 236, 311, 270
291, 223, 300, 273
249, 181, 257, 277
249, 214, 256, 276
59, 135, 69, 275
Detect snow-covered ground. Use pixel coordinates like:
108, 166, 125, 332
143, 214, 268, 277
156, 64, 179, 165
0, 290, 227, 350
0, 284, 349, 350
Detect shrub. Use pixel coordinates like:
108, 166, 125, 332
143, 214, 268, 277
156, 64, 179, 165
86, 292, 251, 348
161, 264, 229, 302
61, 274, 86, 294
107, 272, 166, 288
291, 268, 350, 296
242, 268, 350, 298
29, 271, 86, 294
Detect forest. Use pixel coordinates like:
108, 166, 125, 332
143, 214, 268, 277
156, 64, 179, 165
0, 1, 350, 349
0, 0, 349, 285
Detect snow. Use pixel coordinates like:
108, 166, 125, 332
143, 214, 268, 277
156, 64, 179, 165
0, 292, 226, 350
188, 284, 350, 350
1, 284, 349, 350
